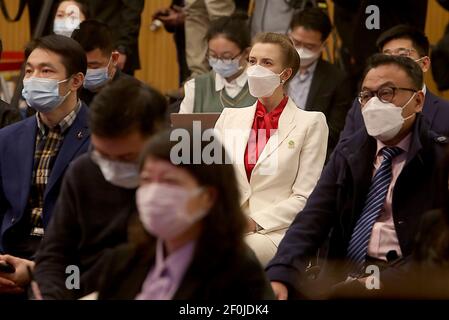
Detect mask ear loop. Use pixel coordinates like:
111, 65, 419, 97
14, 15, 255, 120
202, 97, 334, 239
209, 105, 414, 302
401, 92, 418, 121
57, 76, 73, 98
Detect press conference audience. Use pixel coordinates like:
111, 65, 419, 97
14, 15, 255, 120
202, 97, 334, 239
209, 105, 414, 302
215, 32, 328, 266
33, 78, 166, 299
266, 54, 449, 300
97, 129, 274, 300
0, 35, 89, 297
179, 14, 256, 114
71, 20, 135, 106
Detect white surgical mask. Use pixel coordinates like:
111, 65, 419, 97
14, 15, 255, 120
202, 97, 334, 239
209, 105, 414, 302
91, 150, 139, 189
246, 65, 284, 98
362, 94, 416, 141
22, 77, 71, 113
136, 183, 208, 240
53, 18, 79, 37
296, 47, 321, 67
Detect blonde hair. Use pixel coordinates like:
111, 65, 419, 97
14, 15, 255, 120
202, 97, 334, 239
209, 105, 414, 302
252, 32, 300, 86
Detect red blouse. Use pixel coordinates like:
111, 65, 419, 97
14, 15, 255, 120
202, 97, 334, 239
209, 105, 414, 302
244, 96, 289, 180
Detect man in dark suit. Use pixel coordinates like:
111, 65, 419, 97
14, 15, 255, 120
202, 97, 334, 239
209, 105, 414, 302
71, 20, 135, 106
340, 25, 449, 141
266, 54, 449, 299
288, 8, 352, 157
78, 0, 144, 75
0, 35, 89, 296
0, 99, 21, 129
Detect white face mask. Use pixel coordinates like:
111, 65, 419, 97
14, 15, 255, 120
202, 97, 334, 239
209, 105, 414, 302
136, 183, 208, 240
90, 150, 139, 189
362, 94, 416, 141
53, 18, 79, 37
296, 47, 321, 67
246, 65, 284, 98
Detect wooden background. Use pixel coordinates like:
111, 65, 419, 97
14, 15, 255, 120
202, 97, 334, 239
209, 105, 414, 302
1, 0, 448, 98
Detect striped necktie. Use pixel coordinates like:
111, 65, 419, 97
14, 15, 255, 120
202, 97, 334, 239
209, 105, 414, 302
346, 146, 403, 275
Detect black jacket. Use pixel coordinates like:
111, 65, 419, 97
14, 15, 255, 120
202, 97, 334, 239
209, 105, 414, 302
33, 153, 136, 299
0, 99, 21, 129
98, 240, 275, 300
266, 114, 449, 295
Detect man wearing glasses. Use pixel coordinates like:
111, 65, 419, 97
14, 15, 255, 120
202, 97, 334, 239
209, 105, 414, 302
340, 24, 449, 141
266, 54, 449, 300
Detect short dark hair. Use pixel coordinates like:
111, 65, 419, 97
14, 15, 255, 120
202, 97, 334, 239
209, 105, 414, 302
362, 54, 424, 90
289, 7, 332, 41
376, 24, 430, 57
89, 77, 167, 138
71, 20, 113, 55
205, 12, 251, 51
25, 34, 87, 77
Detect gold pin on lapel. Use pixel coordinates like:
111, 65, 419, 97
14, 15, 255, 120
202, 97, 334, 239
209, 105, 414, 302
288, 140, 295, 149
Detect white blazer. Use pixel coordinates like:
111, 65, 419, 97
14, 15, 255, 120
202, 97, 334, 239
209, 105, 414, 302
214, 98, 328, 245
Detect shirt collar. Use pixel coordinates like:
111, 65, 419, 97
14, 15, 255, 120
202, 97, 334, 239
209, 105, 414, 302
422, 84, 427, 95
154, 239, 196, 281
214, 68, 248, 92
36, 100, 82, 137
376, 132, 412, 156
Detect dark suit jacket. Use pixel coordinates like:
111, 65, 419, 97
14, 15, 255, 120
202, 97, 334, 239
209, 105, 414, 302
266, 114, 449, 296
79, 0, 144, 74
340, 90, 449, 142
33, 153, 137, 299
304, 59, 352, 156
0, 103, 90, 256
0, 99, 21, 129
98, 240, 275, 300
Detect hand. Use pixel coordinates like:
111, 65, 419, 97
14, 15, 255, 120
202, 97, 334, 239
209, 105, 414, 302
117, 53, 127, 70
152, 7, 170, 20
158, 6, 185, 28
0, 255, 35, 288
271, 281, 288, 300
247, 218, 257, 233
0, 276, 24, 295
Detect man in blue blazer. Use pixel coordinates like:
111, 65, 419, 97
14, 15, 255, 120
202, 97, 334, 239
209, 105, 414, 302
0, 35, 89, 296
266, 55, 449, 300
340, 25, 449, 141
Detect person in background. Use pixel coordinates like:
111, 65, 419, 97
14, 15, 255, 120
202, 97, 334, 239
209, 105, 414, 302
184, 0, 235, 77
179, 13, 256, 114
71, 20, 135, 106
215, 32, 328, 266
266, 54, 449, 300
288, 8, 351, 157
0, 35, 89, 297
78, 0, 145, 75
32, 78, 167, 299
97, 129, 275, 300
53, 0, 88, 37
340, 25, 449, 141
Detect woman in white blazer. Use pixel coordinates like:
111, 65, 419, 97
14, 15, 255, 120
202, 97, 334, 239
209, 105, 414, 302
215, 32, 328, 266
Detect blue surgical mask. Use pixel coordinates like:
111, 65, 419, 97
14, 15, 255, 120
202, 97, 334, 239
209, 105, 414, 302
84, 58, 112, 91
209, 57, 242, 78
22, 77, 71, 113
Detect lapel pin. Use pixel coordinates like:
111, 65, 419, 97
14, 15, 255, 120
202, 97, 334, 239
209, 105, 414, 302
77, 131, 84, 139
288, 140, 295, 149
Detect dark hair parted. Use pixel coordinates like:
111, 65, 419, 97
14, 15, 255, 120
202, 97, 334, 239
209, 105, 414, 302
71, 20, 113, 55
290, 7, 332, 41
252, 32, 300, 86
89, 77, 167, 137
25, 34, 87, 77
206, 12, 251, 51
362, 54, 424, 91
137, 128, 247, 264
376, 24, 430, 57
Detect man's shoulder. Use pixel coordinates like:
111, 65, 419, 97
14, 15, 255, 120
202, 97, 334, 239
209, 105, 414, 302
0, 116, 34, 139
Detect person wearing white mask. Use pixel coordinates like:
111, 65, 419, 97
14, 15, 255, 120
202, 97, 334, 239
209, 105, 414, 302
0, 35, 89, 298
71, 20, 135, 106
288, 8, 352, 157
96, 129, 274, 300
29, 78, 167, 300
53, 0, 88, 37
266, 54, 449, 300
179, 13, 256, 114
215, 32, 328, 266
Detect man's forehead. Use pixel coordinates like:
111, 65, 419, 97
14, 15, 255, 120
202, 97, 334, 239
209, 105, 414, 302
362, 65, 409, 88
27, 48, 63, 66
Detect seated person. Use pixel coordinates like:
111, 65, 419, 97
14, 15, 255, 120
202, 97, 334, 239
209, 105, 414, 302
71, 20, 134, 106
266, 54, 449, 300
0, 35, 89, 297
341, 25, 449, 141
288, 8, 352, 156
97, 129, 274, 300
179, 13, 256, 114
53, 0, 88, 37
30, 78, 167, 299
214, 32, 328, 266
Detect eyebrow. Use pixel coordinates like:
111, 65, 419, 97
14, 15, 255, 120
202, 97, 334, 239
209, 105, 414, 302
25, 62, 57, 69
362, 81, 396, 91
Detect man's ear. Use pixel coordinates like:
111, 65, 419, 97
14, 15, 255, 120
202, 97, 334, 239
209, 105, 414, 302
70, 72, 85, 91
419, 56, 431, 73
111, 51, 120, 66
414, 90, 425, 113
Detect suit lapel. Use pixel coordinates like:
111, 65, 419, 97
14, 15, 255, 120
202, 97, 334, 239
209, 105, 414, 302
422, 91, 438, 128
305, 59, 325, 110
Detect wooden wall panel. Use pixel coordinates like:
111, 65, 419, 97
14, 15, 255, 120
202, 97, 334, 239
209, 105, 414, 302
0, 0, 30, 52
